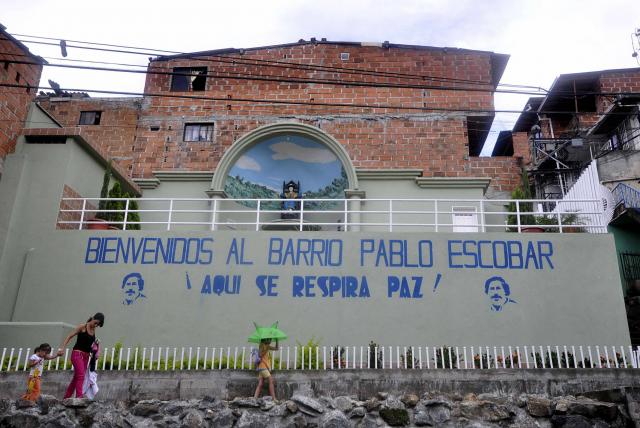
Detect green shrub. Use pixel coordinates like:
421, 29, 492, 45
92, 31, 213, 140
507, 168, 535, 230
95, 160, 112, 221
126, 196, 141, 230
434, 346, 458, 369
368, 341, 383, 369
400, 346, 419, 369
295, 338, 321, 369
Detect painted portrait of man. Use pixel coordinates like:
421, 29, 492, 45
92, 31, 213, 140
484, 276, 516, 312
122, 272, 146, 306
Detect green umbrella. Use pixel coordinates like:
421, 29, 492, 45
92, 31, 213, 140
248, 321, 288, 343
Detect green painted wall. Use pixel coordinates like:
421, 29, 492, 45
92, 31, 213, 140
3, 230, 630, 348
0, 135, 631, 351
609, 224, 640, 295
0, 137, 106, 321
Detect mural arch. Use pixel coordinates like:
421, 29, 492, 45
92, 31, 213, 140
210, 123, 358, 198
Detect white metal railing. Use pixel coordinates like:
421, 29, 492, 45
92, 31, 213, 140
57, 197, 606, 233
1, 344, 638, 372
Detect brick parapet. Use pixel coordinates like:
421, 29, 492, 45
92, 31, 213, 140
598, 71, 640, 112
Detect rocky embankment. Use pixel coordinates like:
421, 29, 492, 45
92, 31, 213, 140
1, 390, 638, 427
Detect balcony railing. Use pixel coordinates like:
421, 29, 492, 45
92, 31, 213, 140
613, 183, 640, 210
57, 197, 606, 233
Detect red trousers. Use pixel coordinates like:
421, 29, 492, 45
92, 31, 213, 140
64, 350, 89, 399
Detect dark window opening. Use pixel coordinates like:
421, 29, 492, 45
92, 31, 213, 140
184, 123, 214, 142
466, 116, 493, 157
3, 61, 9, 70
15, 72, 20, 83
79, 111, 102, 125
25, 135, 67, 144
171, 67, 207, 92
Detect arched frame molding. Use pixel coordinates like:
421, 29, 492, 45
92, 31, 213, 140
209, 122, 358, 192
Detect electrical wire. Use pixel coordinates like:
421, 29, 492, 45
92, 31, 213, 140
5, 52, 637, 99
8, 35, 533, 89
12, 33, 180, 55
3, 57, 551, 96
3, 42, 629, 100
2, 82, 637, 118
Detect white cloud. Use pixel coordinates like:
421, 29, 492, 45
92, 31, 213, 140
236, 155, 261, 171
270, 141, 337, 163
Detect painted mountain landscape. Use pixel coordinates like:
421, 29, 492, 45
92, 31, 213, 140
224, 135, 347, 209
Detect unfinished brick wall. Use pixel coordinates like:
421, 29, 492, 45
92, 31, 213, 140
37, 97, 141, 173
511, 132, 531, 166
0, 31, 43, 158
39, 43, 524, 193
598, 71, 640, 112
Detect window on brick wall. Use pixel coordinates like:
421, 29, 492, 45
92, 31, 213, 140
171, 67, 207, 91
184, 123, 214, 142
79, 111, 102, 125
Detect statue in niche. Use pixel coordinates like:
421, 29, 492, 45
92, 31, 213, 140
280, 180, 301, 219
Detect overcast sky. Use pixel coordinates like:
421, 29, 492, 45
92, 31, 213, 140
3, 0, 639, 154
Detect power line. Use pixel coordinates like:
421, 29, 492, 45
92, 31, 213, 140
5, 49, 637, 99
2, 82, 637, 118
3, 57, 552, 97
13, 33, 179, 55
9, 35, 531, 90
3, 48, 551, 99
6, 36, 632, 100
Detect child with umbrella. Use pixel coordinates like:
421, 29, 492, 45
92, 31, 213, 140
249, 322, 286, 400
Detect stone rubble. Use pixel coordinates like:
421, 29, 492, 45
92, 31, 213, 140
0, 390, 638, 427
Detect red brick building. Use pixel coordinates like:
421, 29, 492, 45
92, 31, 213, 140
0, 24, 45, 163
37, 40, 523, 197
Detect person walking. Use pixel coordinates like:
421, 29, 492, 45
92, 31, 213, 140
22, 343, 62, 401
58, 313, 104, 399
254, 338, 278, 400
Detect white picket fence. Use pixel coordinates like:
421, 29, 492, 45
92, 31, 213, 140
2, 344, 639, 372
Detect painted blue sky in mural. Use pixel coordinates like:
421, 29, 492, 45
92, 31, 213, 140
228, 135, 344, 193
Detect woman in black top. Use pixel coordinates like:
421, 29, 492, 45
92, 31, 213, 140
59, 313, 104, 399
